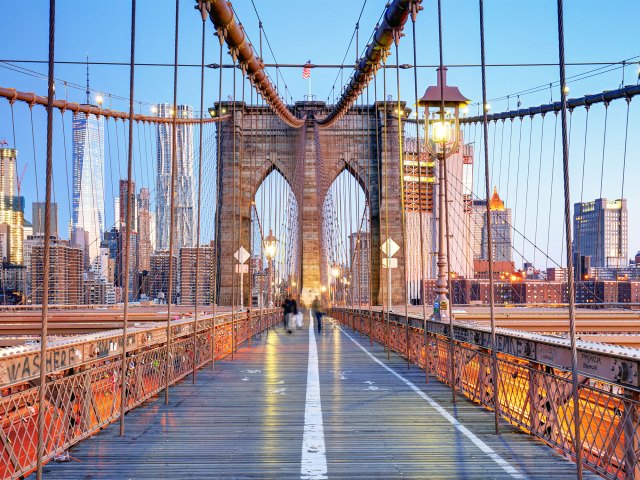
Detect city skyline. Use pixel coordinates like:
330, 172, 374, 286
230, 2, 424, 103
1, 1, 639, 272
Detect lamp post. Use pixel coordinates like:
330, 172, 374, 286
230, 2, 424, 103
418, 67, 470, 321
264, 229, 278, 308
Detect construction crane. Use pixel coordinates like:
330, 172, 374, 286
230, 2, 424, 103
16, 162, 27, 196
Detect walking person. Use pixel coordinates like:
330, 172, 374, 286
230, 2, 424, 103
312, 296, 323, 334
281, 297, 290, 330
290, 298, 298, 332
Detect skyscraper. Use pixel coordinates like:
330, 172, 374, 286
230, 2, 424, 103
32, 201, 58, 238
179, 245, 215, 305
0, 148, 25, 264
155, 104, 195, 251
72, 110, 105, 268
31, 242, 83, 305
573, 198, 627, 268
138, 187, 152, 272
115, 180, 139, 297
471, 187, 513, 263
119, 179, 137, 232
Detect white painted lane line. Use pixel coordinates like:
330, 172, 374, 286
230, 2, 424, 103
338, 325, 526, 480
301, 317, 328, 480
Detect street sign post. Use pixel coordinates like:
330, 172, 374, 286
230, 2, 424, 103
234, 247, 250, 309
381, 238, 399, 312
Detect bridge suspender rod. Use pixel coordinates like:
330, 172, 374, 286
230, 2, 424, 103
409, 1, 429, 381
35, 1, 55, 477
366, 84, 374, 347
393, 34, 411, 369
556, 1, 583, 477
212, 33, 224, 371
231, 59, 237, 358
433, 0, 456, 405
372, 74, 381, 347
120, 0, 137, 436
382, 60, 391, 359
478, 0, 500, 434
193, 0, 208, 384
165, 0, 180, 406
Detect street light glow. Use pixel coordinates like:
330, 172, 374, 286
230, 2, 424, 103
264, 229, 278, 259
331, 263, 341, 279
431, 121, 451, 143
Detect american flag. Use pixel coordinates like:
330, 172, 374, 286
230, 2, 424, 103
302, 60, 311, 79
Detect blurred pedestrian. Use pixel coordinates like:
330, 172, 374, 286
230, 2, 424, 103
311, 296, 323, 334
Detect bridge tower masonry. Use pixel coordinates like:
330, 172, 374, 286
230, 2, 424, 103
216, 100, 408, 307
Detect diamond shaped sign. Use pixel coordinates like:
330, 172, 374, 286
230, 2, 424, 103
234, 246, 250, 264
381, 238, 400, 257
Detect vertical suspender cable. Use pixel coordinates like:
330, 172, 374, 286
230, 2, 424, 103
165, 0, 180, 406
120, 0, 137, 435
231, 61, 237, 358
366, 84, 374, 346
435, 0, 456, 404
394, 36, 411, 369
212, 35, 224, 371
410, 2, 429, 379
478, 0, 500, 434
373, 71, 382, 346
382, 60, 391, 359
193, 0, 207, 383
35, 1, 55, 477
556, 0, 583, 476
239, 70, 246, 346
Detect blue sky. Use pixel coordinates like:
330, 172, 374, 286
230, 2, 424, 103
0, 1, 638, 267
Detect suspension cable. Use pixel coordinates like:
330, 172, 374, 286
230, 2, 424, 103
192, 0, 208, 384
35, 0, 55, 477
478, 0, 500, 434
119, 0, 137, 436
556, 0, 583, 476
164, 0, 180, 406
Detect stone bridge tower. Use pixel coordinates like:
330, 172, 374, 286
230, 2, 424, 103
215, 100, 408, 307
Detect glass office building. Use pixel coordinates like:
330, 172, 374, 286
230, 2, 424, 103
72, 111, 105, 269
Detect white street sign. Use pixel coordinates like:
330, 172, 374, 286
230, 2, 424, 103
235, 264, 249, 274
381, 238, 400, 257
234, 246, 250, 264
382, 258, 398, 269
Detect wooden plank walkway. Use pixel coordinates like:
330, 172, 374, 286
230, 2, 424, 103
36, 316, 597, 479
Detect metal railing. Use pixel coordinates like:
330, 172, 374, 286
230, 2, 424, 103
333, 308, 640, 480
0, 308, 280, 479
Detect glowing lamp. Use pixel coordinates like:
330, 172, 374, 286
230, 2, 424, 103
562, 85, 570, 95
151, 106, 158, 114
432, 121, 452, 143
264, 229, 278, 260
417, 67, 470, 159
321, 285, 327, 293
331, 263, 341, 279
95, 94, 104, 105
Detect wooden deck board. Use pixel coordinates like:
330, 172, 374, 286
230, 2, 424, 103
36, 319, 596, 479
